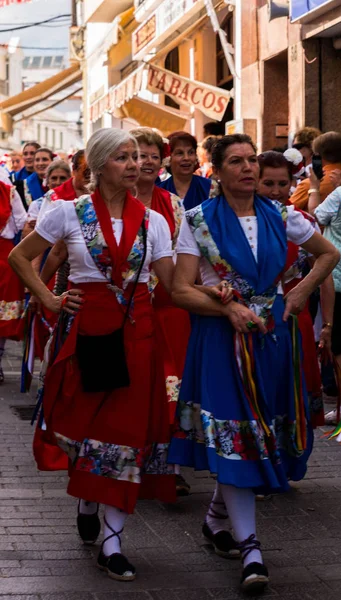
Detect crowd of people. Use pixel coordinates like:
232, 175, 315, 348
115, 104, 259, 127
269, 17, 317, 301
0, 124, 341, 594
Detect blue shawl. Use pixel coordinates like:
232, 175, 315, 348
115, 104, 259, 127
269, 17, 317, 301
15, 166, 31, 181
26, 172, 44, 201
158, 174, 212, 210
202, 194, 287, 295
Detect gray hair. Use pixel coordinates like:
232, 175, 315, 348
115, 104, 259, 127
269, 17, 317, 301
46, 160, 71, 182
86, 128, 138, 190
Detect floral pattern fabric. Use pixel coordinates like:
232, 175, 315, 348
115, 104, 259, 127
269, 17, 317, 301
0, 299, 25, 321
75, 195, 150, 308
54, 432, 173, 483
174, 400, 305, 462
186, 201, 288, 326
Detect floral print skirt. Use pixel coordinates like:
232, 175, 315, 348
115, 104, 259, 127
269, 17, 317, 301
168, 295, 313, 494
41, 282, 176, 514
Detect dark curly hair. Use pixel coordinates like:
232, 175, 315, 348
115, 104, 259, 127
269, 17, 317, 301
211, 134, 257, 170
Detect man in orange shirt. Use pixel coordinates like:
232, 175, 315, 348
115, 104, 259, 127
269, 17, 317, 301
291, 131, 341, 210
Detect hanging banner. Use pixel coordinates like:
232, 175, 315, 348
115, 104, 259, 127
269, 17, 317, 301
147, 64, 231, 121
0, 0, 32, 6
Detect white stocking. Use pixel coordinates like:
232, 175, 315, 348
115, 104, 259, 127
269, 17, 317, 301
79, 499, 98, 515
220, 484, 262, 567
206, 482, 229, 534
102, 505, 128, 556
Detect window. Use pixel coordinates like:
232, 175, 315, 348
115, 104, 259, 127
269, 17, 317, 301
45, 127, 48, 144
32, 56, 41, 68
164, 48, 179, 110
52, 129, 56, 149
59, 131, 63, 149
216, 15, 234, 87
43, 56, 53, 68
37, 124, 41, 142
54, 56, 64, 68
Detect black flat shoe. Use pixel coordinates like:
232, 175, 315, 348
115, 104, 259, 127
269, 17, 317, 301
0, 367, 4, 384
202, 521, 240, 559
241, 562, 269, 593
77, 502, 101, 545
176, 473, 191, 496
97, 551, 136, 582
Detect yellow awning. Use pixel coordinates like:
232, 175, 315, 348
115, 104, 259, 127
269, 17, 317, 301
0, 64, 82, 118
123, 97, 190, 137
107, 7, 136, 71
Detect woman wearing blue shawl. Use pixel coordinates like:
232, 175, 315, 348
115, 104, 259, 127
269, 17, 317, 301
157, 131, 219, 210
168, 134, 339, 593
16, 147, 53, 209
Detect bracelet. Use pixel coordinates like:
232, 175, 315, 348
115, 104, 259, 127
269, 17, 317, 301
322, 322, 333, 329
308, 188, 320, 195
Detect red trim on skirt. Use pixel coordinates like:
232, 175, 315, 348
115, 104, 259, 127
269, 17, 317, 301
41, 282, 176, 513
0, 238, 25, 340
153, 283, 190, 424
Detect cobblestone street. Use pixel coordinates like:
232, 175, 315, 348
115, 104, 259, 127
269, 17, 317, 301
0, 342, 341, 600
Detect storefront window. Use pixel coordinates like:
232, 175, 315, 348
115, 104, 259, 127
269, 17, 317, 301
165, 47, 180, 110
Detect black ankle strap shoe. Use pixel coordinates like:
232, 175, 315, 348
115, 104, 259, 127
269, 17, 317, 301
77, 501, 101, 545
241, 562, 269, 593
202, 521, 240, 559
97, 551, 136, 581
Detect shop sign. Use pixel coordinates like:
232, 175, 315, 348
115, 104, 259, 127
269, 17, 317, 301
89, 66, 145, 123
132, 0, 200, 60
291, 0, 337, 22
158, 0, 199, 36
225, 119, 244, 135
0, 0, 32, 5
147, 64, 231, 121
134, 0, 160, 23
132, 14, 157, 56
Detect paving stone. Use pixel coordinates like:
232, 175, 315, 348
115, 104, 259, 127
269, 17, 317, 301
1, 342, 341, 598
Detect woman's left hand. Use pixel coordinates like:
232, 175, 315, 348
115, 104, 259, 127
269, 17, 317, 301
283, 287, 307, 321
319, 325, 333, 363
60, 289, 85, 315
210, 281, 234, 304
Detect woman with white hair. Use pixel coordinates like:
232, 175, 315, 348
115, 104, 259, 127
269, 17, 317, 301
9, 128, 176, 582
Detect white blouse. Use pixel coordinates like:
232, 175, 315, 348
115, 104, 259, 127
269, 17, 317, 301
0, 168, 27, 239
177, 204, 315, 290
27, 198, 42, 222
36, 199, 173, 285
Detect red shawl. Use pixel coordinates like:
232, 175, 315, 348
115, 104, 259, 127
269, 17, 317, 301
151, 185, 176, 239
53, 177, 76, 201
0, 181, 12, 232
92, 189, 146, 289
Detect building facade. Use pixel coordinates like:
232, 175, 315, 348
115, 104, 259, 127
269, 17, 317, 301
80, 0, 239, 141
78, 0, 341, 149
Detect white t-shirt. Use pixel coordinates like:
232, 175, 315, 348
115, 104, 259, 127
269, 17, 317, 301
27, 198, 43, 222
0, 168, 27, 239
177, 204, 315, 290
36, 199, 173, 285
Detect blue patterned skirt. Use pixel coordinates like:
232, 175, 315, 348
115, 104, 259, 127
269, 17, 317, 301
168, 295, 313, 493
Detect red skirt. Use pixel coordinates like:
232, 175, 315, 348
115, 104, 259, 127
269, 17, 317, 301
0, 238, 25, 340
153, 283, 191, 425
40, 282, 176, 513
285, 280, 324, 427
